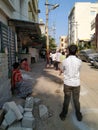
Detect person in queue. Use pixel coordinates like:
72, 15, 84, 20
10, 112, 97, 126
59, 44, 82, 121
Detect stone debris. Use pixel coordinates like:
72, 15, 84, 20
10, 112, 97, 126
4, 109, 17, 125
17, 105, 24, 114
24, 108, 32, 112
22, 115, 35, 128
3, 101, 23, 120
33, 98, 41, 105
25, 97, 34, 109
0, 109, 4, 125
39, 104, 48, 119
1, 119, 8, 129
0, 96, 49, 130
8, 122, 32, 130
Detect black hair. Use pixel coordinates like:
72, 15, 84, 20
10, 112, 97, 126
62, 51, 65, 55
68, 44, 78, 55
12, 62, 20, 69
20, 58, 27, 63
23, 58, 27, 61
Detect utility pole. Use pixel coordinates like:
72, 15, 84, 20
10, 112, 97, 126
45, 0, 50, 66
45, 0, 59, 66
45, 0, 49, 53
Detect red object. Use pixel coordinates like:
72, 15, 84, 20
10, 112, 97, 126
21, 60, 31, 71
11, 69, 22, 88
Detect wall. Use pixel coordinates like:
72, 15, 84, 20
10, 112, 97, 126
0, 53, 12, 108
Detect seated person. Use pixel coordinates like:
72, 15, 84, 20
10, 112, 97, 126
20, 58, 31, 71
11, 62, 32, 98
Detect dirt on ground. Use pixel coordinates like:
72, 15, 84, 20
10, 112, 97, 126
29, 60, 79, 130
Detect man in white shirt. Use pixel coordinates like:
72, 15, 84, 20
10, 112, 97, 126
59, 44, 82, 121
51, 51, 56, 68
55, 49, 61, 70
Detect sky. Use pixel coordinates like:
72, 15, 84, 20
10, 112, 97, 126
39, 0, 96, 45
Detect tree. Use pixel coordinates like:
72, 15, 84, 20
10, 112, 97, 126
39, 34, 57, 51
49, 36, 57, 51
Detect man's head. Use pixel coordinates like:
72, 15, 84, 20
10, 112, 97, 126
13, 62, 20, 69
68, 44, 78, 55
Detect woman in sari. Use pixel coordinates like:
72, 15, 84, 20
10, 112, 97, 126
20, 58, 31, 71
11, 62, 32, 98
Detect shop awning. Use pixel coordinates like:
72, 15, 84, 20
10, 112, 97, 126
8, 19, 42, 48
8, 19, 41, 37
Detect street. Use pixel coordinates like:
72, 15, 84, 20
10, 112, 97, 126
28, 60, 98, 130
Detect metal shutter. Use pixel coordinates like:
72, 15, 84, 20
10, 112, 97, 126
0, 22, 16, 77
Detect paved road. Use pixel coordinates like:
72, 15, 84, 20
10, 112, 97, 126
29, 60, 98, 130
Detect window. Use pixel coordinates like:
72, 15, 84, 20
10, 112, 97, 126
61, 44, 63, 47
61, 38, 63, 42
90, 11, 96, 16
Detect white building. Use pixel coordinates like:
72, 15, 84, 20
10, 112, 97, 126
39, 19, 45, 35
68, 2, 98, 45
59, 36, 68, 51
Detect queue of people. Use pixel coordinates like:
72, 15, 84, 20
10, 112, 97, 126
48, 48, 68, 74
59, 45, 82, 122
11, 45, 82, 122
46, 45, 83, 122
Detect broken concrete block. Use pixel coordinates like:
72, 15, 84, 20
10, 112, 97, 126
8, 127, 32, 130
22, 128, 32, 130
22, 116, 35, 128
24, 108, 32, 112
17, 105, 24, 114
23, 112, 33, 118
8, 127, 22, 130
8, 121, 32, 130
0, 119, 8, 130
0, 109, 4, 125
34, 98, 41, 105
3, 101, 23, 120
8, 122, 21, 130
5, 109, 17, 125
9, 121, 21, 127
25, 97, 34, 109
39, 104, 48, 119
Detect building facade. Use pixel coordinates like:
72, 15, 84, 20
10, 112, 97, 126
68, 2, 98, 45
59, 36, 68, 52
39, 19, 45, 35
0, 0, 40, 107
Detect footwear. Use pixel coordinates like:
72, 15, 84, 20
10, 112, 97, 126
59, 112, 66, 121
76, 112, 83, 121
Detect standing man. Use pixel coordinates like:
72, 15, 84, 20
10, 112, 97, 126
59, 44, 82, 121
55, 49, 61, 70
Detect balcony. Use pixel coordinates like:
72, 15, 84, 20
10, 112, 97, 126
3, 0, 15, 11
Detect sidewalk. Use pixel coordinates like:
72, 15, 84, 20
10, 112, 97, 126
1, 59, 98, 130
29, 59, 98, 130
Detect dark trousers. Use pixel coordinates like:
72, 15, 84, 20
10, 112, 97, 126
55, 61, 60, 70
61, 84, 80, 116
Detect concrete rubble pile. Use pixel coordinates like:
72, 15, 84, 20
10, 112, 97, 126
0, 97, 49, 130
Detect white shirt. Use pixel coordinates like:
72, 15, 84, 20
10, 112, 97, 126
55, 52, 61, 62
51, 53, 56, 61
62, 55, 82, 87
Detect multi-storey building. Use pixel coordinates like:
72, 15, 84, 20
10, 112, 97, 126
68, 2, 98, 46
39, 19, 45, 35
59, 36, 68, 52
0, 0, 40, 107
